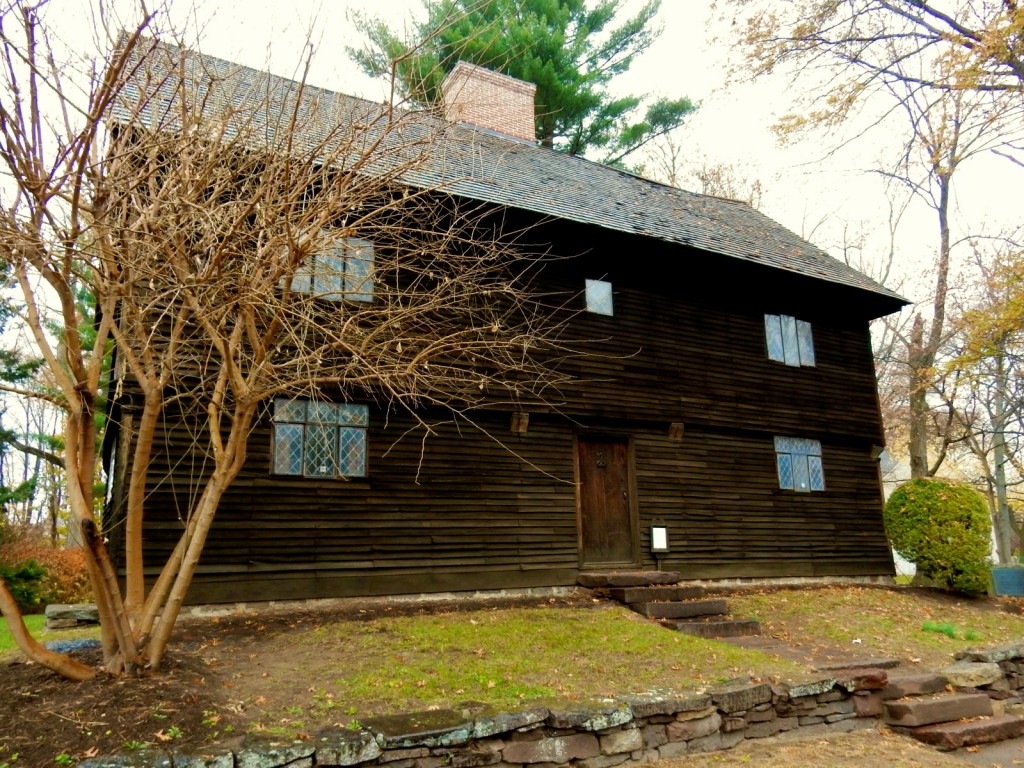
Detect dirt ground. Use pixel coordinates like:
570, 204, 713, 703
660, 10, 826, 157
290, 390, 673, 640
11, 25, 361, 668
2, 587, 1022, 768
0, 593, 594, 766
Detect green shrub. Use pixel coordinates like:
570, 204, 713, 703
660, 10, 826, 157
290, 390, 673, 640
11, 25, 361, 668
0, 558, 49, 613
884, 478, 991, 596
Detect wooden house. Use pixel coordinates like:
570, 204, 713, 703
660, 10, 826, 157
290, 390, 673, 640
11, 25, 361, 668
106, 51, 907, 603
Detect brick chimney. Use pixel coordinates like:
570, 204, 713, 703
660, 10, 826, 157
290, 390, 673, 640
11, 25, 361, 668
441, 61, 537, 143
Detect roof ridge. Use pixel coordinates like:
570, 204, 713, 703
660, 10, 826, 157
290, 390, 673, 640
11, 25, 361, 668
112, 35, 906, 310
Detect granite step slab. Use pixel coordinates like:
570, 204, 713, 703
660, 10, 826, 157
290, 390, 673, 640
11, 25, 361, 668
44, 603, 100, 630
577, 571, 681, 588
881, 672, 948, 700
884, 692, 993, 727
909, 714, 1024, 750
631, 599, 729, 620
664, 618, 761, 639
608, 585, 706, 604
816, 657, 901, 672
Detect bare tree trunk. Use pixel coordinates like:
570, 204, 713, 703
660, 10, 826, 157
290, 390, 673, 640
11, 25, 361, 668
146, 403, 255, 669
992, 352, 1016, 562
0, 578, 96, 681
123, 389, 162, 619
907, 314, 931, 478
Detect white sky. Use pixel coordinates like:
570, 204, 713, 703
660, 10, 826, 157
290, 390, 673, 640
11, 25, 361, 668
43, 0, 1024, 307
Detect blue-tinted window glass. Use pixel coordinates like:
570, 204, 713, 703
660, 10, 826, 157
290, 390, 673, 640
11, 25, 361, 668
585, 279, 614, 316
774, 436, 824, 493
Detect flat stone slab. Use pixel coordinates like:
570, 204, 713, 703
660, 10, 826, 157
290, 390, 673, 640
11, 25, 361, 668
44, 603, 99, 629
710, 681, 773, 714
545, 701, 632, 731
577, 571, 681, 588
884, 693, 993, 727
881, 672, 948, 700
237, 737, 315, 768
609, 585, 706, 604
471, 707, 548, 739
362, 710, 473, 749
668, 619, 761, 638
621, 691, 712, 718
817, 657, 901, 671
910, 714, 1024, 750
829, 668, 888, 692
941, 660, 1003, 688
955, 643, 1024, 664
632, 599, 728, 620
313, 728, 382, 766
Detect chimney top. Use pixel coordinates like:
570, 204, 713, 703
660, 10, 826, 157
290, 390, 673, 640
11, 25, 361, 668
441, 62, 537, 143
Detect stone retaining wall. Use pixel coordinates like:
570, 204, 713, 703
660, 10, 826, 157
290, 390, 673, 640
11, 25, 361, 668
944, 643, 1024, 701
78, 644, 1024, 768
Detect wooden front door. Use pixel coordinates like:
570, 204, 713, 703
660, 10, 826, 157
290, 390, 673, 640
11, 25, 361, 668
577, 437, 637, 566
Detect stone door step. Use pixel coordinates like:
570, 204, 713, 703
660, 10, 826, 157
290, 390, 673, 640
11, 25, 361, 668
881, 672, 948, 700
631, 599, 729, 620
909, 714, 1024, 750
608, 585, 707, 604
816, 657, 902, 672
884, 692, 993, 727
577, 571, 681, 588
662, 618, 761, 639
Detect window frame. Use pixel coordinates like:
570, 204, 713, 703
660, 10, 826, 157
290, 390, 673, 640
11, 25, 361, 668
765, 314, 815, 367
585, 278, 614, 316
272, 398, 369, 479
774, 436, 825, 492
289, 234, 374, 303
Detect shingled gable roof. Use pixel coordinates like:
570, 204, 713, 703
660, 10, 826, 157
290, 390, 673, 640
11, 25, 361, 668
112, 38, 905, 311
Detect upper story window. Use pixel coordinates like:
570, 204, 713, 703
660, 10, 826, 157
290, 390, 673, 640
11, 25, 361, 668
775, 436, 825, 492
585, 279, 613, 316
765, 314, 815, 366
290, 235, 374, 302
272, 398, 369, 478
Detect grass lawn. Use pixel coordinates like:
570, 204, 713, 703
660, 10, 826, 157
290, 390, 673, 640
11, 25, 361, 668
0, 613, 98, 656
231, 604, 810, 731
728, 585, 1024, 669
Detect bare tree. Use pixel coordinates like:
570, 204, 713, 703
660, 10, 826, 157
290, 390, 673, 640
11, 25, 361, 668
724, 1, 1024, 101
947, 241, 1024, 561
722, 0, 1024, 478
642, 135, 766, 208
0, 4, 568, 679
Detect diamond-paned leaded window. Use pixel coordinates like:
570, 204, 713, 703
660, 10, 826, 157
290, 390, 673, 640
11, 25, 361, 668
272, 398, 369, 478
765, 314, 815, 366
289, 235, 374, 302
774, 436, 825, 492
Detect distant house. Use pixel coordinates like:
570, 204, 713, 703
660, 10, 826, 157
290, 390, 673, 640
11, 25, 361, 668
106, 50, 907, 603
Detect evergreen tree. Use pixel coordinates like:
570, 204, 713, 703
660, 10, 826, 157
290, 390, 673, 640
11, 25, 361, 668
350, 0, 696, 165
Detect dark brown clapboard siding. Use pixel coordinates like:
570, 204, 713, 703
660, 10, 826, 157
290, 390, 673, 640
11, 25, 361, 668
107, 218, 897, 603
122, 407, 892, 603
541, 281, 884, 443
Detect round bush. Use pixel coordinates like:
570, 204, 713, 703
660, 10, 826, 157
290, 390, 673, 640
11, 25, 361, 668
884, 478, 991, 595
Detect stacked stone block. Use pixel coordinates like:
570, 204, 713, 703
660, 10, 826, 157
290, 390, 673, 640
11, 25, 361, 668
80, 672, 891, 768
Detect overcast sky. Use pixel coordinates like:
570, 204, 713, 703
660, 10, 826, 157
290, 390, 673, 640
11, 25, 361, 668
46, 0, 1024, 306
